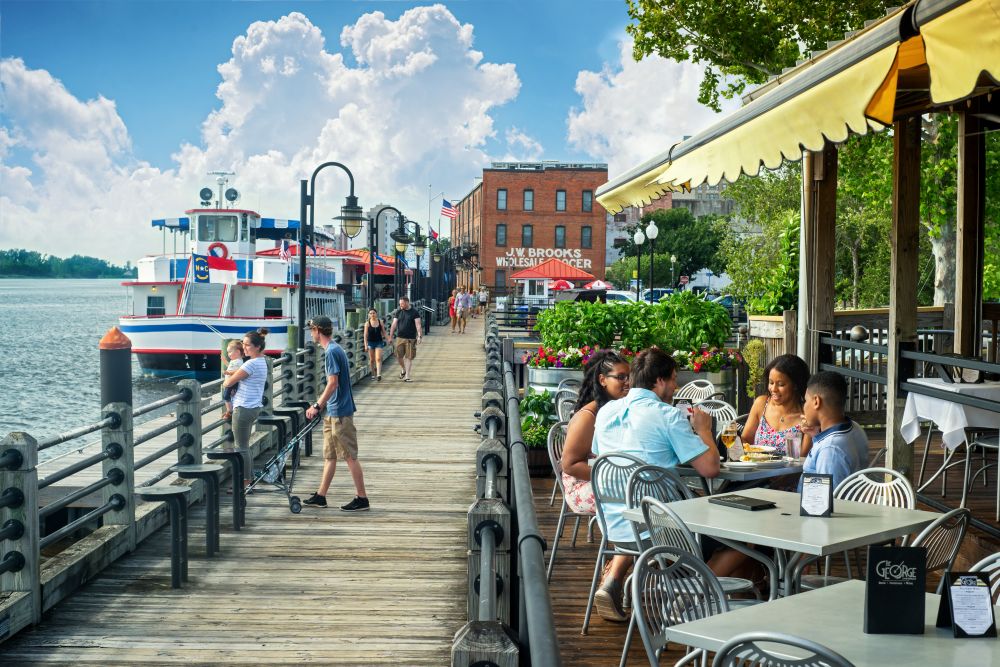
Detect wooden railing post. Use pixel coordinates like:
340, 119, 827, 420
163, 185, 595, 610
0, 432, 41, 627
101, 402, 135, 551
176, 380, 202, 466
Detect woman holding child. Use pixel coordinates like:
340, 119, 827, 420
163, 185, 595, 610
222, 328, 269, 484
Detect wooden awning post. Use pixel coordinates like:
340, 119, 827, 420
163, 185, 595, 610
798, 144, 838, 370
886, 116, 922, 474
954, 104, 986, 356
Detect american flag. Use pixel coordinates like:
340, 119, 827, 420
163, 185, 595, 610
278, 239, 291, 261
441, 199, 459, 219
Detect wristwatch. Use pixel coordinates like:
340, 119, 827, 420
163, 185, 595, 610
312, 402, 321, 411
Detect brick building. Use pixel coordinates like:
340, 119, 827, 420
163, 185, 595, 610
453, 161, 608, 293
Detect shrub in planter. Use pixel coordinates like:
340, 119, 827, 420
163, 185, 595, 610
520, 388, 556, 476
534, 300, 620, 350
652, 291, 733, 352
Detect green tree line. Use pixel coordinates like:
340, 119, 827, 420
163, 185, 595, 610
0, 249, 136, 279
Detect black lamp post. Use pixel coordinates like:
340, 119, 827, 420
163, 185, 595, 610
298, 161, 364, 347
355, 206, 407, 309
633, 227, 645, 300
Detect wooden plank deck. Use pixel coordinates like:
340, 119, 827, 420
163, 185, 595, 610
1, 318, 483, 665
532, 429, 1000, 666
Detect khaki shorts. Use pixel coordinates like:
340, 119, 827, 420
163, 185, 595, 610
323, 415, 359, 460
396, 337, 417, 360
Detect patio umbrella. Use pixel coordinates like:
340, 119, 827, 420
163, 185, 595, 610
584, 279, 611, 289
548, 279, 573, 291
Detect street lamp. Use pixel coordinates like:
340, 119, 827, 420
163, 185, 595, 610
299, 161, 364, 347
645, 220, 659, 298
361, 205, 407, 309
670, 254, 677, 289
633, 227, 645, 300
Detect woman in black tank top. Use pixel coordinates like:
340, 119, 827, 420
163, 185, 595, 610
364, 308, 386, 380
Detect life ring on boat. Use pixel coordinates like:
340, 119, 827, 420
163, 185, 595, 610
207, 242, 229, 259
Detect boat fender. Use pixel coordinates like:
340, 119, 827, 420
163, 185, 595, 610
207, 242, 229, 259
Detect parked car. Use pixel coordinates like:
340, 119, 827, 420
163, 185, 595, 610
711, 294, 747, 322
641, 288, 674, 302
605, 290, 638, 303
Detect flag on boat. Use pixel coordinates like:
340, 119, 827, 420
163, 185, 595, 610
429, 225, 439, 241
278, 239, 291, 261
441, 199, 459, 219
192, 253, 238, 285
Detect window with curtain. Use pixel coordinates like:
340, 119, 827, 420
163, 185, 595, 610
522, 224, 533, 247
555, 225, 566, 248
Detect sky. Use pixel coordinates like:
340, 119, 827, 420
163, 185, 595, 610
1, 0, 736, 263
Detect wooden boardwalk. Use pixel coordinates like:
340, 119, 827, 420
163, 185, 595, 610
1, 319, 484, 665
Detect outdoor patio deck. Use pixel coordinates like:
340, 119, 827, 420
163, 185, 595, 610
0, 319, 483, 665
533, 429, 1000, 666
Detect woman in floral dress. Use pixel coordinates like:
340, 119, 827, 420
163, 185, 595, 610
739, 353, 812, 457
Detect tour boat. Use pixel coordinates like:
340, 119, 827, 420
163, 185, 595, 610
119, 189, 348, 379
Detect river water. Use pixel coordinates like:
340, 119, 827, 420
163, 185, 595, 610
0, 279, 186, 459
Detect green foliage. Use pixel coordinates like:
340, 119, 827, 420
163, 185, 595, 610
719, 208, 800, 315
625, 1, 894, 111
0, 249, 136, 279
616, 208, 725, 283
520, 388, 555, 449
534, 301, 619, 350
655, 291, 733, 351
742, 339, 766, 398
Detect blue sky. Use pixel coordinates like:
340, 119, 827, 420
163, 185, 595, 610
1, 1, 729, 261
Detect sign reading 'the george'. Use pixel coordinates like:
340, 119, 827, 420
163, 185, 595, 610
495, 247, 593, 269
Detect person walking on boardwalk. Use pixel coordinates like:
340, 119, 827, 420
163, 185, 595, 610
458, 288, 472, 333
448, 289, 458, 333
389, 296, 422, 382
477, 286, 488, 317
454, 287, 467, 333
304, 316, 369, 511
363, 308, 387, 381
222, 328, 269, 487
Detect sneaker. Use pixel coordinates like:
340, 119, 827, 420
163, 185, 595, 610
377, 374, 382, 381
303, 493, 327, 508
594, 577, 628, 622
399, 370, 406, 379
340, 496, 370, 512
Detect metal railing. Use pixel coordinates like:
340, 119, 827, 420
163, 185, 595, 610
452, 313, 561, 666
0, 328, 326, 643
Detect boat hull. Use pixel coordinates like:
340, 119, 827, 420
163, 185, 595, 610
119, 316, 291, 379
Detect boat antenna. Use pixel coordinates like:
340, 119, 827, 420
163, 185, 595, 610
208, 170, 235, 209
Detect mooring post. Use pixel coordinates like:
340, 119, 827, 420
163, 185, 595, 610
284, 330, 299, 403
175, 379, 202, 466
0, 432, 41, 626
97, 327, 135, 550
312, 341, 326, 398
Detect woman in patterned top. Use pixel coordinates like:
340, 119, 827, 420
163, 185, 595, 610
739, 353, 812, 457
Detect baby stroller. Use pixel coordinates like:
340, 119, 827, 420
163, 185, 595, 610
246, 415, 321, 514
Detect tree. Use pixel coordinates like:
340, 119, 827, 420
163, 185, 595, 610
626, 0, 895, 110
616, 207, 724, 283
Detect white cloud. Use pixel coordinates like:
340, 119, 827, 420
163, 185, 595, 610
0, 5, 520, 262
567, 39, 740, 179
500, 126, 544, 162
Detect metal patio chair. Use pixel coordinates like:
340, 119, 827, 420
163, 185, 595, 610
583, 452, 646, 635
799, 467, 915, 590
911, 507, 971, 594
692, 398, 738, 439
673, 379, 716, 404
712, 632, 854, 667
970, 551, 1000, 604
554, 388, 579, 425
546, 421, 595, 581
556, 377, 582, 392
630, 546, 730, 667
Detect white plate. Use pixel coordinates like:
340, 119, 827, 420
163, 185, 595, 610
724, 462, 757, 470
753, 460, 789, 469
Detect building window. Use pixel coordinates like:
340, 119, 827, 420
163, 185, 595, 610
581, 225, 592, 249
555, 225, 566, 248
528, 280, 546, 296
556, 189, 566, 211
497, 188, 507, 210
494, 269, 507, 288
264, 297, 283, 317
614, 213, 627, 222
582, 190, 593, 212
146, 295, 165, 316
523, 189, 534, 211
522, 224, 533, 247
496, 223, 507, 246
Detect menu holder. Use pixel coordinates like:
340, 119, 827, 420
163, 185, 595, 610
799, 473, 833, 517
864, 545, 926, 635
936, 572, 997, 638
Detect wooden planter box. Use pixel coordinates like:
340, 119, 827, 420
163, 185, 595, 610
527, 447, 553, 478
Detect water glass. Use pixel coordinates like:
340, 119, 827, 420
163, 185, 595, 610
786, 432, 803, 461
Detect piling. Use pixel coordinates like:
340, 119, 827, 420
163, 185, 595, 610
99, 327, 132, 407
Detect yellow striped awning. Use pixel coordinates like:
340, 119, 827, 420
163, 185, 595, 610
597, 0, 1000, 214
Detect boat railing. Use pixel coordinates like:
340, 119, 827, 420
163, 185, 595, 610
0, 331, 323, 644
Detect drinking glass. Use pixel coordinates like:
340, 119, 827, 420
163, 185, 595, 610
720, 422, 738, 461
786, 432, 803, 461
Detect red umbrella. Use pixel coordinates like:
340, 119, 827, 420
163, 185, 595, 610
548, 279, 573, 291
585, 279, 611, 289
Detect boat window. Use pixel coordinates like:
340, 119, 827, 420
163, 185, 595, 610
198, 215, 239, 242
147, 295, 166, 316
263, 297, 282, 317
240, 218, 249, 242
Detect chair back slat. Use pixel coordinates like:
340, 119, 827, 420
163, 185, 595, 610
633, 546, 728, 665
834, 467, 915, 509
691, 399, 737, 438
626, 465, 693, 509
546, 421, 568, 476
554, 389, 579, 423
674, 379, 716, 403
591, 453, 646, 538
641, 497, 700, 556
912, 508, 971, 574
970, 552, 1000, 604
712, 631, 854, 667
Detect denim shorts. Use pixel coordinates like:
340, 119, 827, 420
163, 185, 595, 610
367, 341, 386, 349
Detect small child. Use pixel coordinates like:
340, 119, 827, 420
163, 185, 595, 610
222, 340, 245, 421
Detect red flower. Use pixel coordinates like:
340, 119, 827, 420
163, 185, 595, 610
692, 362, 702, 372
